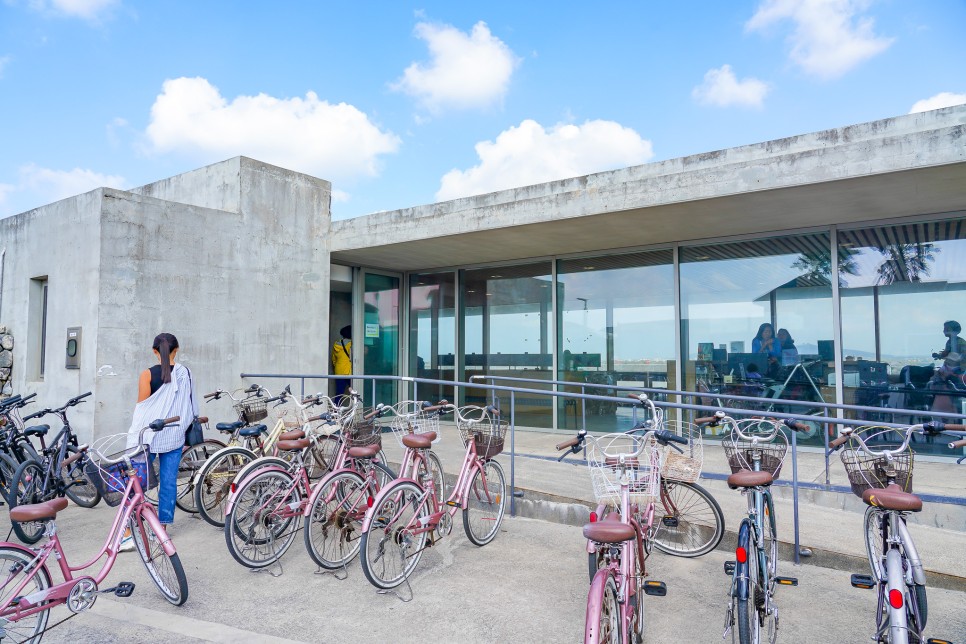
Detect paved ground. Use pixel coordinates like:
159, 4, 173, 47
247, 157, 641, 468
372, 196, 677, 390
1, 502, 964, 643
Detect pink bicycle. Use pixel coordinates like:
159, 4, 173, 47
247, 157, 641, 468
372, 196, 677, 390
358, 404, 507, 591
0, 416, 188, 642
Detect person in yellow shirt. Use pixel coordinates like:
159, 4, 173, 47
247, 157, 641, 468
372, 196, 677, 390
332, 325, 352, 397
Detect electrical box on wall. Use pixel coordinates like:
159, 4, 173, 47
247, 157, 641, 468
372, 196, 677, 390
66, 327, 81, 369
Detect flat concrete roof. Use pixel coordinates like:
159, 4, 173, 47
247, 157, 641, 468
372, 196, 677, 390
330, 106, 966, 272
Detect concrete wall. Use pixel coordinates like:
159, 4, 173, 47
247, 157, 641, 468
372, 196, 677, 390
0, 192, 103, 441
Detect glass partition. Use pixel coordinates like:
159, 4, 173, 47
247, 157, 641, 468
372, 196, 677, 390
363, 273, 400, 407
680, 233, 834, 444
460, 263, 553, 428
839, 218, 966, 455
409, 272, 456, 403
557, 250, 675, 432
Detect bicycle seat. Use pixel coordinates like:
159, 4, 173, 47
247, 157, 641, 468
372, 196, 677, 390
216, 421, 245, 432
239, 424, 267, 437
276, 438, 310, 451
9, 497, 68, 522
279, 430, 305, 441
347, 443, 381, 459
862, 484, 922, 512
401, 433, 435, 449
583, 516, 636, 544
727, 470, 774, 489
24, 425, 50, 437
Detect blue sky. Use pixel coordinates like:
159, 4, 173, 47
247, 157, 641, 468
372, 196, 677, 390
1, 0, 964, 220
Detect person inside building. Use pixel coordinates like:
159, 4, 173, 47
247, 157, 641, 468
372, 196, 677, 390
752, 323, 782, 360
928, 320, 966, 414
332, 325, 352, 397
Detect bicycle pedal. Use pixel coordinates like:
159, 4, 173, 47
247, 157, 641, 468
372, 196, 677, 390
103, 582, 135, 597
445, 500, 459, 507
926, 638, 953, 644
642, 580, 667, 597
724, 560, 736, 575
774, 576, 797, 587
660, 516, 678, 528
850, 574, 875, 589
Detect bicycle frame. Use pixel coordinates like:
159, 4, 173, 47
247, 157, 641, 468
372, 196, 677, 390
0, 466, 169, 623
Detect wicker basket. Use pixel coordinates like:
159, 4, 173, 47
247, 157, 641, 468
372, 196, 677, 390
722, 419, 788, 478
586, 433, 660, 507
456, 406, 507, 460
387, 401, 442, 448
86, 436, 158, 507
233, 398, 268, 424
660, 420, 703, 483
840, 427, 914, 497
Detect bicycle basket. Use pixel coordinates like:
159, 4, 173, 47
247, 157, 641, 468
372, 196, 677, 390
456, 406, 507, 460
840, 427, 914, 498
722, 418, 788, 478
85, 434, 159, 507
345, 412, 382, 449
233, 397, 268, 423
586, 433, 660, 507
660, 420, 703, 483
387, 401, 442, 448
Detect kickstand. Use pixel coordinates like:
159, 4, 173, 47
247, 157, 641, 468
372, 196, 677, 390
376, 548, 413, 603
314, 563, 348, 581
251, 558, 284, 578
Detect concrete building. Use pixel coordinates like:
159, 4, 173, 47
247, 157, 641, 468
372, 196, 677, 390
1, 106, 964, 449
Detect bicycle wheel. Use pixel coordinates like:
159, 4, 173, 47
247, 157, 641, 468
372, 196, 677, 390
193, 447, 254, 527
761, 495, 778, 643
129, 512, 188, 605
360, 480, 430, 590
224, 469, 300, 569
10, 459, 48, 544
0, 451, 19, 502
304, 470, 368, 569
586, 573, 620, 644
909, 583, 927, 631
416, 450, 445, 504
0, 546, 52, 642
175, 440, 224, 513
305, 434, 341, 481
652, 480, 725, 558
462, 459, 506, 546
62, 445, 101, 508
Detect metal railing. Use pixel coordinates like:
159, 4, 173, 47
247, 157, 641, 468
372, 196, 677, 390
239, 371, 965, 566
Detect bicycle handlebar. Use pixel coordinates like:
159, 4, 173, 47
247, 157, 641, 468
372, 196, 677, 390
556, 437, 580, 451
949, 438, 966, 449
829, 421, 960, 458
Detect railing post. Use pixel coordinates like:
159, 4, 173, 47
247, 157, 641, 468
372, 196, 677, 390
510, 390, 517, 517
823, 407, 830, 487
300, 377, 305, 400
581, 385, 587, 433
372, 379, 376, 407
791, 428, 801, 566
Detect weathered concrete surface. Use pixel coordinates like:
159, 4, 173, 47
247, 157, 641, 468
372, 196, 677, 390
330, 105, 966, 271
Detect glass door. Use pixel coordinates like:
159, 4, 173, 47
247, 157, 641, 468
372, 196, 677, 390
362, 271, 401, 407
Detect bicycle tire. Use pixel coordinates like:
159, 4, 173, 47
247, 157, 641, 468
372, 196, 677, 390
360, 480, 429, 590
129, 512, 188, 605
909, 583, 927, 631
735, 524, 759, 644
304, 470, 368, 569
193, 447, 255, 527
0, 545, 52, 641
864, 506, 886, 582
62, 445, 101, 508
462, 459, 507, 546
415, 450, 445, 504
224, 469, 300, 569
9, 459, 48, 544
586, 572, 620, 644
0, 451, 18, 502
652, 480, 725, 558
175, 439, 225, 513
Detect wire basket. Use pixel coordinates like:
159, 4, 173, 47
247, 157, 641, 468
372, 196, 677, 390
386, 401, 442, 448
586, 433, 661, 507
85, 434, 159, 507
456, 406, 507, 460
233, 397, 268, 424
722, 418, 788, 478
840, 427, 914, 498
660, 420, 703, 483
341, 407, 382, 449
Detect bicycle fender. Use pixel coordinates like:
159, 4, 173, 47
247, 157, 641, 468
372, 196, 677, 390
223, 465, 293, 516
136, 504, 177, 557
733, 518, 752, 601
885, 548, 909, 640
359, 477, 420, 532
303, 467, 366, 516
230, 457, 290, 494
895, 519, 927, 586
585, 568, 616, 644
0, 541, 48, 562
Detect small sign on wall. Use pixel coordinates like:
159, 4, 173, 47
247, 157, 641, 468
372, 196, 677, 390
365, 323, 380, 339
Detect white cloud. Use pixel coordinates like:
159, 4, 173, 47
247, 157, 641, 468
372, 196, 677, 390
26, 0, 119, 20
18, 163, 124, 201
909, 92, 966, 114
436, 119, 653, 201
144, 77, 401, 183
692, 65, 769, 108
746, 0, 894, 79
392, 20, 520, 113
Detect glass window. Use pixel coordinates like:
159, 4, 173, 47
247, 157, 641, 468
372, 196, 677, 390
409, 272, 456, 403
460, 263, 553, 428
363, 273, 400, 406
838, 218, 966, 455
28, 277, 48, 380
680, 234, 834, 444
557, 251, 674, 432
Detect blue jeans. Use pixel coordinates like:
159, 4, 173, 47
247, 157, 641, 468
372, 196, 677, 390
148, 448, 181, 525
